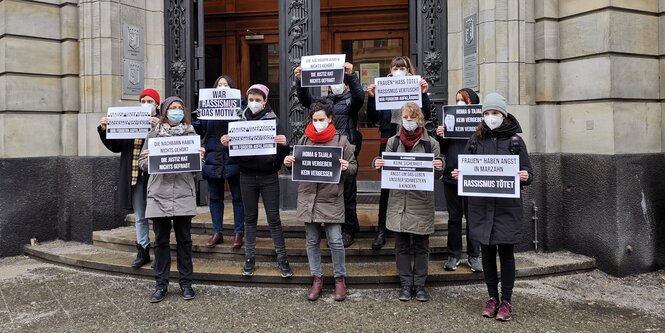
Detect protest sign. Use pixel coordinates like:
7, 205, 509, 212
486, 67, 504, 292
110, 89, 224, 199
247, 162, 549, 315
381, 152, 435, 191
227, 119, 277, 157
197, 88, 242, 120
300, 54, 346, 87
292, 145, 342, 184
437, 104, 483, 139
457, 154, 520, 198
374, 75, 422, 110
106, 106, 152, 139
148, 136, 202, 174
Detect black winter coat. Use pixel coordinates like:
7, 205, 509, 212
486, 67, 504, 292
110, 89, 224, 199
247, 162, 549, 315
465, 114, 534, 245
440, 89, 480, 184
97, 126, 147, 210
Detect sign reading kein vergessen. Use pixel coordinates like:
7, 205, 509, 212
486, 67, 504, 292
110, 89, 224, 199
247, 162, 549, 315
437, 104, 483, 139
292, 145, 342, 184
197, 88, 242, 120
381, 152, 435, 191
458, 154, 520, 198
148, 136, 202, 174
227, 119, 277, 157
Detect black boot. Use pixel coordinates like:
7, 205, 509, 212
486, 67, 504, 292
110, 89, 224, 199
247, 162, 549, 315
371, 228, 386, 250
132, 243, 151, 268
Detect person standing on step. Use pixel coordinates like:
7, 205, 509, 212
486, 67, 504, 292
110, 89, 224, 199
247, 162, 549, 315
284, 98, 357, 301
220, 84, 293, 278
139, 96, 204, 303
294, 61, 364, 248
366, 56, 431, 250
198, 75, 245, 249
451, 93, 533, 321
372, 102, 443, 302
97, 88, 161, 268
435, 88, 483, 273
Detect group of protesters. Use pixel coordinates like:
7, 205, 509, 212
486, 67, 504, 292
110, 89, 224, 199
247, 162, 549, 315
98, 55, 533, 322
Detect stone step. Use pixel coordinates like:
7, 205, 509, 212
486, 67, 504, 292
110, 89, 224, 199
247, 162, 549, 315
24, 241, 597, 286
93, 227, 466, 263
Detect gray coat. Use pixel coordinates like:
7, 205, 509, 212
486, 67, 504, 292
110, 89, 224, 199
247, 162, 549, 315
384, 132, 443, 235
138, 125, 199, 218
296, 134, 357, 224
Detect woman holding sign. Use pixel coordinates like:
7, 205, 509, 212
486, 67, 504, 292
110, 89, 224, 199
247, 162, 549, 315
220, 84, 293, 278
366, 56, 431, 250
138, 96, 204, 303
284, 99, 357, 301
451, 92, 533, 321
372, 102, 444, 302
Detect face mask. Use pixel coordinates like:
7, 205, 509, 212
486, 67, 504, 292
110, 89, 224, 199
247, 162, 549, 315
402, 119, 418, 132
456, 101, 467, 106
313, 120, 329, 132
483, 114, 503, 130
217, 85, 230, 90
330, 84, 346, 95
141, 103, 157, 115
391, 69, 407, 77
167, 109, 185, 124
248, 101, 264, 114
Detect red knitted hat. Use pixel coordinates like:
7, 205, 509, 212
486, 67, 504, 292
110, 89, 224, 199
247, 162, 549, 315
139, 88, 161, 105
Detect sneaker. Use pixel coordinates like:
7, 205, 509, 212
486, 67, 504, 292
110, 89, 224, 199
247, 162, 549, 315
495, 300, 513, 321
468, 256, 483, 273
242, 257, 255, 276
278, 259, 293, 278
398, 286, 413, 301
342, 233, 355, 248
444, 256, 461, 271
181, 286, 195, 301
414, 286, 430, 302
149, 288, 167, 303
482, 298, 499, 318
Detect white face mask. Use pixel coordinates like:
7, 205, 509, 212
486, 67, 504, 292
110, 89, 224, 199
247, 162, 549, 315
456, 101, 467, 106
330, 84, 346, 95
313, 120, 329, 132
483, 114, 503, 130
402, 119, 418, 132
141, 103, 157, 116
248, 101, 264, 114
391, 69, 407, 77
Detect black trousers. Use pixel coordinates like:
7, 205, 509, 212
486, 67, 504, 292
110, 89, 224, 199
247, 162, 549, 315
152, 216, 193, 290
377, 142, 389, 230
443, 181, 480, 258
394, 232, 430, 287
342, 172, 360, 235
481, 244, 516, 302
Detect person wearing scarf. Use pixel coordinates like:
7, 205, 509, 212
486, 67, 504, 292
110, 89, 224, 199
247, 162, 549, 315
284, 98, 357, 302
138, 96, 204, 303
372, 102, 444, 302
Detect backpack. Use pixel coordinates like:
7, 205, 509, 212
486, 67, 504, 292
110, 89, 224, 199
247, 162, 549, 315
391, 136, 432, 153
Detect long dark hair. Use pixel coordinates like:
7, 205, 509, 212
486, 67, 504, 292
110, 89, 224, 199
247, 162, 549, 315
213, 75, 236, 89
390, 56, 416, 74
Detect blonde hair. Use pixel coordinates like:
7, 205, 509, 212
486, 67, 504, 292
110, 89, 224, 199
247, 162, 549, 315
400, 102, 425, 127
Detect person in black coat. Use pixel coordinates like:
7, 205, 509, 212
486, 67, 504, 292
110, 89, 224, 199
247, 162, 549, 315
97, 88, 161, 268
452, 92, 533, 322
366, 56, 431, 249
293, 61, 364, 247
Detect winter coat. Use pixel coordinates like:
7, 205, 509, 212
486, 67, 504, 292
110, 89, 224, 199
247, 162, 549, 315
295, 134, 358, 224
465, 113, 534, 245
296, 73, 364, 147
367, 90, 431, 140
440, 89, 480, 184
97, 126, 147, 210
138, 124, 199, 218
231, 105, 290, 176
383, 132, 443, 235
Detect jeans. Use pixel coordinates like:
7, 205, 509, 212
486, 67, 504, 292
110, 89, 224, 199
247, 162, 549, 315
152, 216, 193, 290
342, 173, 360, 235
305, 222, 346, 278
208, 176, 244, 234
481, 244, 516, 302
443, 181, 480, 259
239, 173, 287, 260
132, 173, 150, 249
394, 232, 430, 287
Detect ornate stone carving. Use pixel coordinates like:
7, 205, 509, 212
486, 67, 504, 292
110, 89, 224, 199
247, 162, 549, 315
286, 0, 311, 146
166, 0, 187, 98
421, 0, 443, 86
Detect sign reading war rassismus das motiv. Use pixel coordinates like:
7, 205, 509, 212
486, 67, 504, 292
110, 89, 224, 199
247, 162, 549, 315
381, 152, 435, 191
148, 136, 201, 174
106, 106, 152, 140
300, 54, 346, 87
227, 119, 277, 157
197, 88, 242, 120
458, 154, 520, 198
292, 145, 343, 184
437, 104, 483, 139
374, 75, 423, 110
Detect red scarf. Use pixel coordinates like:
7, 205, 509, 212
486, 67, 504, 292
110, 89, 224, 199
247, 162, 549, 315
399, 126, 424, 151
305, 122, 337, 143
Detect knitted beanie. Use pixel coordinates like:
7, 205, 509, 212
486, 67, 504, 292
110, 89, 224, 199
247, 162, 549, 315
481, 92, 507, 116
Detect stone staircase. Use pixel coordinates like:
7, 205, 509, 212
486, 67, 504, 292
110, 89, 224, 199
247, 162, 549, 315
24, 205, 596, 286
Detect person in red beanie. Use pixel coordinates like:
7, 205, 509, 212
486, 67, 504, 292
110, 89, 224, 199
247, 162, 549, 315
97, 88, 161, 268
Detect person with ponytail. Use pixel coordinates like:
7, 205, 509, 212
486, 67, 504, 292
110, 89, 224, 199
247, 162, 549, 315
284, 99, 357, 302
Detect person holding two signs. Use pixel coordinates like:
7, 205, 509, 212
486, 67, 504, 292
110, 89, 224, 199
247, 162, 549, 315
372, 102, 443, 302
451, 93, 533, 321
284, 99, 357, 302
